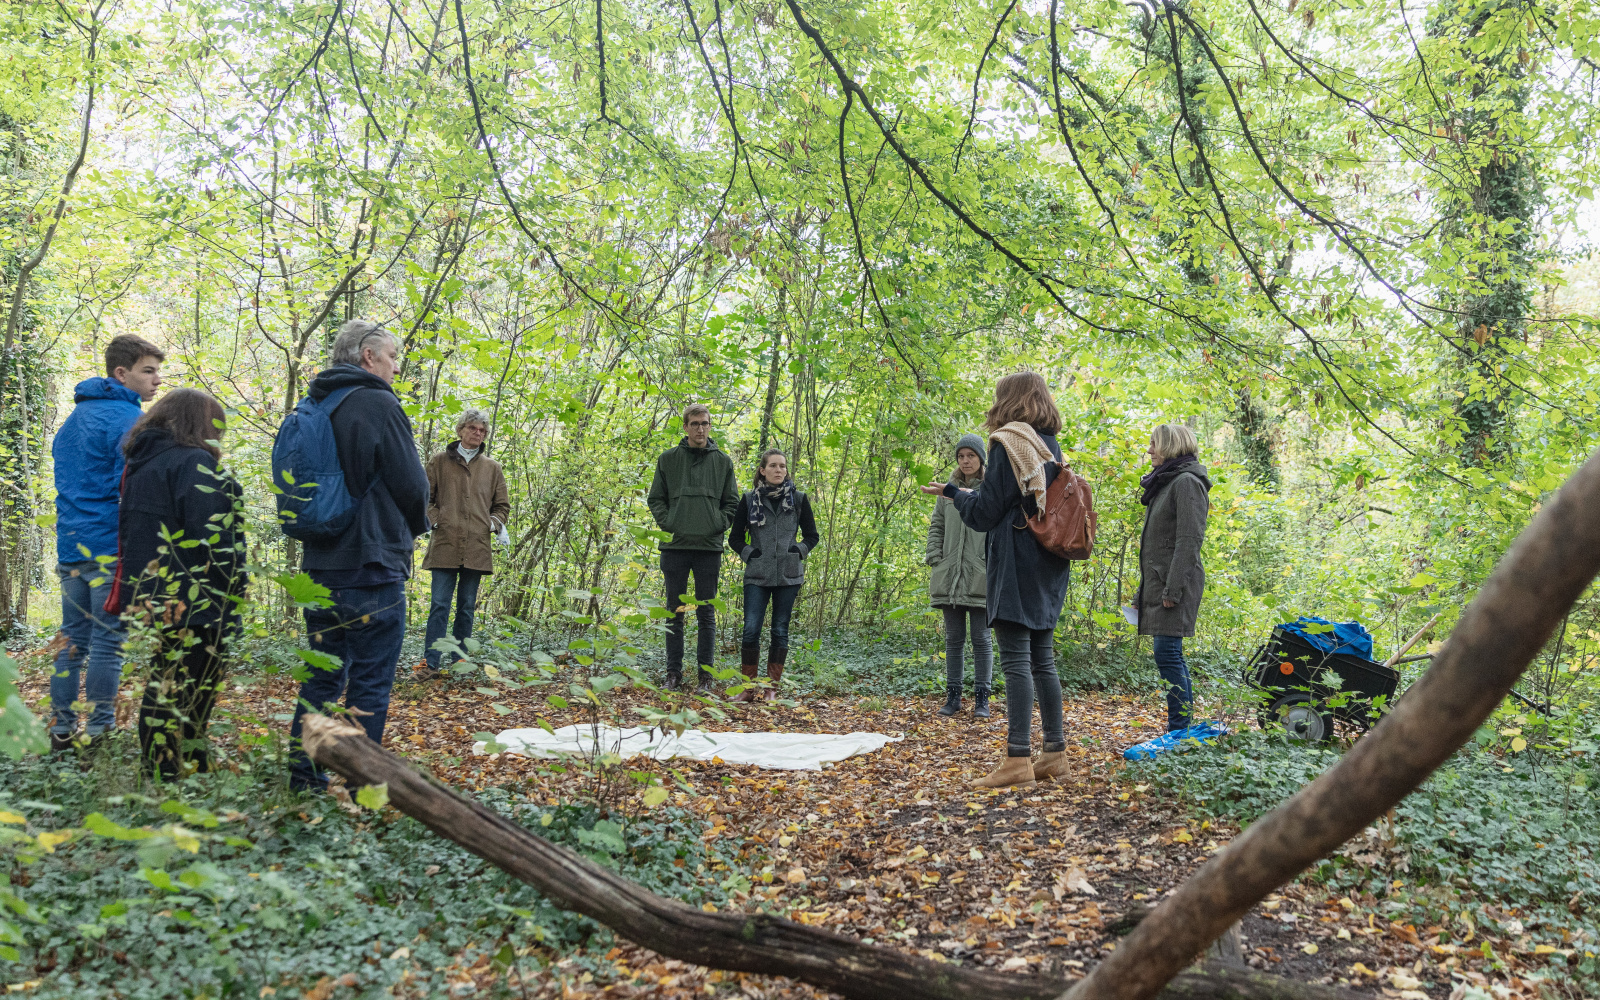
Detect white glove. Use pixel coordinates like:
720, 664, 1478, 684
495, 523, 511, 548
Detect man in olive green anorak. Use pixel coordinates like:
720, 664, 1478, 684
647, 403, 740, 691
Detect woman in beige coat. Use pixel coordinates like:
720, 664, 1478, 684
418, 408, 510, 677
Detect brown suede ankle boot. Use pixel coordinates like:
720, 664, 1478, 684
764, 663, 784, 702
1033, 749, 1070, 782
972, 755, 1037, 790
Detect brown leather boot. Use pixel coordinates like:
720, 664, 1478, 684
1033, 749, 1070, 782
972, 755, 1037, 790
764, 663, 784, 702
734, 643, 760, 702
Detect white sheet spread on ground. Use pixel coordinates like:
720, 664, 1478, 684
476, 725, 902, 771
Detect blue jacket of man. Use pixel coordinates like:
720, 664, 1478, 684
54, 377, 144, 564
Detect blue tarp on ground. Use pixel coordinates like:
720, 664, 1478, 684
1279, 616, 1374, 660
1123, 722, 1228, 761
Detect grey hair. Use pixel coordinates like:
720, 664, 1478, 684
329, 319, 397, 367
455, 407, 492, 433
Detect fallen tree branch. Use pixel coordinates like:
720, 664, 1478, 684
1067, 445, 1600, 1000
303, 713, 1360, 1000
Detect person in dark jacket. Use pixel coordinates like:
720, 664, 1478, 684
288, 320, 430, 791
728, 449, 819, 703
921, 372, 1070, 790
105, 389, 247, 777
646, 403, 740, 691
1136, 424, 1212, 732
48, 333, 164, 751
417, 408, 511, 678
926, 433, 992, 718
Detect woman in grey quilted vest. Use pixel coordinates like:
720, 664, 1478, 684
925, 433, 992, 718
728, 449, 819, 702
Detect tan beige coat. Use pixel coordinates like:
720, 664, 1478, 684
422, 443, 511, 573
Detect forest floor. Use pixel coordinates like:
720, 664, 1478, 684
9, 649, 1516, 1000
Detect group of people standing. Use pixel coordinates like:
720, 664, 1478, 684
45, 322, 512, 786
44, 320, 1209, 794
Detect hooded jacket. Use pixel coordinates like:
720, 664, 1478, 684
925, 433, 988, 609
53, 377, 144, 563
106, 427, 247, 630
423, 441, 511, 574
646, 437, 740, 551
299, 365, 430, 584
1137, 458, 1211, 638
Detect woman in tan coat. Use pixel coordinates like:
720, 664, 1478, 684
418, 408, 510, 677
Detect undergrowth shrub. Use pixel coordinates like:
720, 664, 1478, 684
0, 740, 731, 999
1132, 730, 1600, 986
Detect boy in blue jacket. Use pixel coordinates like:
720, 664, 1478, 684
49, 334, 164, 750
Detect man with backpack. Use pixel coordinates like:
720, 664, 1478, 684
281, 319, 429, 792
48, 334, 164, 751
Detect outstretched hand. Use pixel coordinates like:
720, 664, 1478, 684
919, 482, 946, 496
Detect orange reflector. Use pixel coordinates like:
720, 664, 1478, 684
1279, 661, 1295, 675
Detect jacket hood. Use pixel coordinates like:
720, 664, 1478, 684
73, 376, 144, 406
676, 436, 723, 455
308, 363, 396, 401
123, 427, 197, 474
1176, 458, 1212, 490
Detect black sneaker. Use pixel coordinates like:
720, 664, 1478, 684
664, 670, 684, 692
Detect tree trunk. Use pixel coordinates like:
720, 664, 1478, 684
302, 712, 1361, 1000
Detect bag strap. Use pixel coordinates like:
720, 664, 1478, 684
321, 385, 364, 413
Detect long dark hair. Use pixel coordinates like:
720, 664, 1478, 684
752, 448, 788, 488
124, 388, 226, 460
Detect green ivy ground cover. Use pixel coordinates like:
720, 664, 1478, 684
1131, 729, 1600, 989
0, 738, 732, 999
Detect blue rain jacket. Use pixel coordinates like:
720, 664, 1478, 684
53, 377, 144, 563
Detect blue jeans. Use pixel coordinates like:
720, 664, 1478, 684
289, 582, 407, 790
1153, 634, 1194, 731
741, 583, 800, 663
50, 561, 128, 735
993, 623, 1065, 757
424, 569, 483, 668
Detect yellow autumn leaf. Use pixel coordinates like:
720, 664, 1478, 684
1534, 944, 1557, 955
36, 830, 73, 853
1500, 727, 1522, 737
0, 810, 25, 825
1172, 831, 1193, 843
1301, 943, 1319, 955
1511, 736, 1527, 752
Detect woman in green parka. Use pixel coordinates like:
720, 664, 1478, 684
925, 433, 992, 718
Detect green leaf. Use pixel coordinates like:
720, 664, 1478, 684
356, 783, 390, 809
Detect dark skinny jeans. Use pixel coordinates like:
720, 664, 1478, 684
993, 622, 1065, 758
942, 606, 993, 691
741, 583, 800, 664
661, 549, 721, 674
1152, 634, 1195, 731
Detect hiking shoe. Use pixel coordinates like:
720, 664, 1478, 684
936, 686, 962, 717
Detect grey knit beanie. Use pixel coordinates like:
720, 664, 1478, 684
955, 432, 986, 466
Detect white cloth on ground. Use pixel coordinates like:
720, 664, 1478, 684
475, 725, 902, 771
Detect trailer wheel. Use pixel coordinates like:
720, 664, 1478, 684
1264, 692, 1334, 743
